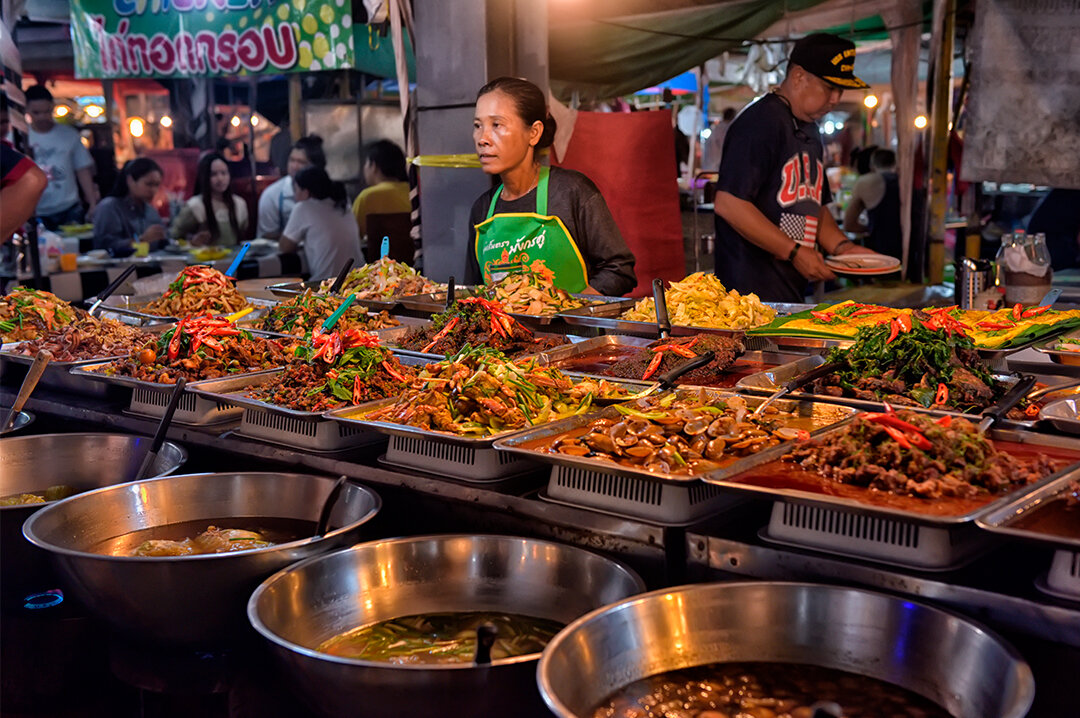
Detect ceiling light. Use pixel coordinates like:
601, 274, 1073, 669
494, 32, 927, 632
914, 115, 928, 129
160, 115, 173, 128
863, 95, 878, 109
129, 117, 145, 137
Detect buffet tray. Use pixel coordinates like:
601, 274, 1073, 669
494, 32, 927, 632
556, 302, 812, 339
702, 426, 1080, 570
1034, 329, 1080, 366
1039, 398, 1080, 436
239, 313, 427, 341
493, 390, 855, 525
96, 295, 277, 324
263, 278, 401, 311
373, 323, 585, 361
187, 354, 430, 451
735, 354, 1037, 428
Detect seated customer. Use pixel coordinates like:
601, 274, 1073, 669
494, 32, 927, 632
258, 135, 325, 240
93, 158, 165, 255
352, 140, 411, 249
170, 152, 248, 246
280, 166, 363, 281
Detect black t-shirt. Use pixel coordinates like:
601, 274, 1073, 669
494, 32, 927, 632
465, 167, 637, 297
713, 93, 833, 303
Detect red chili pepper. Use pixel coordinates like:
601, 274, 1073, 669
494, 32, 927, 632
811, 311, 834, 322
936, 415, 952, 427
977, 322, 1015, 331
381, 360, 407, 382
881, 424, 913, 449
921, 316, 941, 331
490, 317, 507, 338
850, 307, 889, 317
1012, 303, 1024, 320
885, 318, 900, 344
865, 413, 927, 436
167, 319, 185, 360
642, 352, 664, 380
669, 345, 698, 359
896, 314, 912, 333
1024, 403, 1040, 418
352, 374, 364, 404
935, 383, 948, 405
421, 316, 460, 354
1021, 305, 1050, 319
200, 336, 223, 352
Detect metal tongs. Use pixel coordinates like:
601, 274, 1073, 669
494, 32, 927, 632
978, 374, 1037, 433
652, 278, 671, 339
87, 264, 137, 316
328, 257, 356, 294
752, 360, 842, 416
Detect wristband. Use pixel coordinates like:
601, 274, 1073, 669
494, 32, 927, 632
833, 239, 855, 253
786, 243, 801, 263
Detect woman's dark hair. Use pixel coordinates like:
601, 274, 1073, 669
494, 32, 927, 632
294, 166, 347, 213
112, 157, 162, 198
476, 77, 557, 152
364, 140, 408, 182
853, 145, 878, 176
292, 135, 327, 169
193, 152, 241, 244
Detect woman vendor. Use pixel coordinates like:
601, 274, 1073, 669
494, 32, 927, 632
464, 77, 637, 296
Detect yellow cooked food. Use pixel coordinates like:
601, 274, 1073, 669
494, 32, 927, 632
621, 273, 775, 329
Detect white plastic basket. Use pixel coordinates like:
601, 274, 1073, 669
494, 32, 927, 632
384, 434, 536, 481
129, 386, 239, 425
544, 464, 740, 526
237, 408, 384, 451
764, 501, 990, 570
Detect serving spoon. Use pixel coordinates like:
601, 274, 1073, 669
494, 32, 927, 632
2, 350, 51, 432
134, 377, 186, 481
752, 360, 842, 416
87, 264, 137, 317
314, 475, 349, 538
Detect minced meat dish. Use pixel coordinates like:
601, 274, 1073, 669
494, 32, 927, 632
604, 334, 744, 383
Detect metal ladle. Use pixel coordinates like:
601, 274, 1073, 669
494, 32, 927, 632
314, 475, 349, 537
473, 622, 498, 666
2, 349, 51, 432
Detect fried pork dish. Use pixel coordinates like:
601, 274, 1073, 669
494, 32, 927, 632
319, 257, 440, 300
358, 346, 632, 437
247, 329, 415, 411
0, 288, 82, 342
11, 314, 148, 361
785, 410, 1059, 499
486, 262, 590, 314
398, 296, 566, 357
256, 290, 399, 336
812, 316, 1034, 417
603, 334, 745, 383
131, 526, 274, 556
142, 266, 250, 317
546, 393, 808, 476
97, 314, 289, 383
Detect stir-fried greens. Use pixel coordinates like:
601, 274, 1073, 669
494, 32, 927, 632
319, 257, 440, 300
357, 345, 632, 436
785, 410, 1060, 499
96, 314, 290, 383
814, 316, 1032, 416
398, 296, 566, 357
142, 266, 249, 317
0, 288, 81, 342
256, 290, 399, 337
485, 261, 590, 314
247, 328, 414, 411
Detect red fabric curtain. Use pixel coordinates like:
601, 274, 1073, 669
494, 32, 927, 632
553, 109, 684, 297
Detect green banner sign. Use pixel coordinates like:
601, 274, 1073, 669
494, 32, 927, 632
71, 0, 356, 78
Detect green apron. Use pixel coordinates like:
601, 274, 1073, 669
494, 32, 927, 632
474, 167, 589, 293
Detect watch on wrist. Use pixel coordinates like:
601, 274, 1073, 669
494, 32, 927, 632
787, 242, 801, 263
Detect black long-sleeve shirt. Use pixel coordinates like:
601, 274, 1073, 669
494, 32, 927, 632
465, 167, 637, 297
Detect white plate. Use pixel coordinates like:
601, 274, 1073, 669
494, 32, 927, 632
825, 253, 902, 275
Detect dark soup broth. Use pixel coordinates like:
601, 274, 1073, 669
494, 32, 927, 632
1011, 485, 1080, 540
92, 517, 316, 556
318, 611, 563, 664
591, 662, 952, 718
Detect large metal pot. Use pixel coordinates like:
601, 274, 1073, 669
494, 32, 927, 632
248, 534, 645, 718
538, 581, 1035, 718
22, 472, 381, 646
1, 432, 186, 598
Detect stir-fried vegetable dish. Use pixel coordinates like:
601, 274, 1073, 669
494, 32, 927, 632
813, 316, 1035, 417
355, 345, 632, 437
0, 485, 77, 506
0, 288, 81, 342
621, 273, 775, 329
485, 261, 590, 314
543, 392, 820, 476
319, 257, 440, 300
256, 290, 399, 336
95, 314, 290, 383
785, 410, 1060, 499
247, 328, 415, 411
8, 313, 147, 362
603, 334, 744, 382
142, 266, 249, 317
398, 296, 566, 357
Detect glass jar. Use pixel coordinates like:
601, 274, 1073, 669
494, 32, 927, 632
996, 230, 1053, 305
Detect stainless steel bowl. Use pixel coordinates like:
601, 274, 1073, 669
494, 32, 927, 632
248, 534, 645, 718
1, 432, 186, 597
538, 581, 1035, 718
0, 409, 34, 436
22, 472, 381, 646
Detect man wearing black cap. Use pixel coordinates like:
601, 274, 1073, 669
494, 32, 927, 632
713, 33, 885, 302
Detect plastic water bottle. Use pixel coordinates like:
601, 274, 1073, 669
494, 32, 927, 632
36, 222, 63, 273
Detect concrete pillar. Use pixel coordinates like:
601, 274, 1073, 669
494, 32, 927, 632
413, 0, 548, 281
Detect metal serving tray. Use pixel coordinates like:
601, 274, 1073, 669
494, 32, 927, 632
1040, 398, 1080, 435
736, 354, 1037, 427
394, 287, 480, 314
556, 301, 812, 338
975, 470, 1080, 552
96, 294, 277, 323
1034, 328, 1080, 366
374, 323, 585, 360
240, 313, 426, 340
264, 278, 401, 311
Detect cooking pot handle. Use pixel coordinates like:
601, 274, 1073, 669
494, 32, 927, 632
473, 623, 498, 665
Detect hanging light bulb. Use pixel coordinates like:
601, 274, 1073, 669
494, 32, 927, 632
863, 94, 879, 109
85, 105, 104, 119
913, 115, 928, 129
230, 115, 241, 128
129, 117, 145, 137
160, 115, 173, 128
251, 115, 259, 127
54, 105, 70, 117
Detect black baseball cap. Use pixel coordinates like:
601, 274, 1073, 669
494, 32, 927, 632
789, 33, 869, 89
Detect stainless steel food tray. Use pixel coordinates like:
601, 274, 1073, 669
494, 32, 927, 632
1034, 328, 1080, 366
557, 301, 810, 338
374, 323, 585, 360
188, 354, 429, 450
735, 354, 1037, 427
0, 323, 172, 398
241, 313, 426, 340
975, 470, 1080, 552
394, 287, 481, 313
1040, 398, 1080, 435
264, 278, 400, 311
96, 294, 276, 324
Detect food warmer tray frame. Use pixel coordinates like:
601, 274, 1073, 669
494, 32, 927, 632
187, 354, 431, 451
95, 294, 277, 324
323, 375, 655, 482
555, 301, 812, 339
735, 354, 1039, 429
0, 323, 175, 399
238, 313, 427, 341
263, 278, 402, 312
373, 323, 587, 361
699, 425, 1080, 570
1038, 397, 1080, 436
1033, 328, 1080, 366
975, 471, 1080, 600
493, 390, 856, 526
